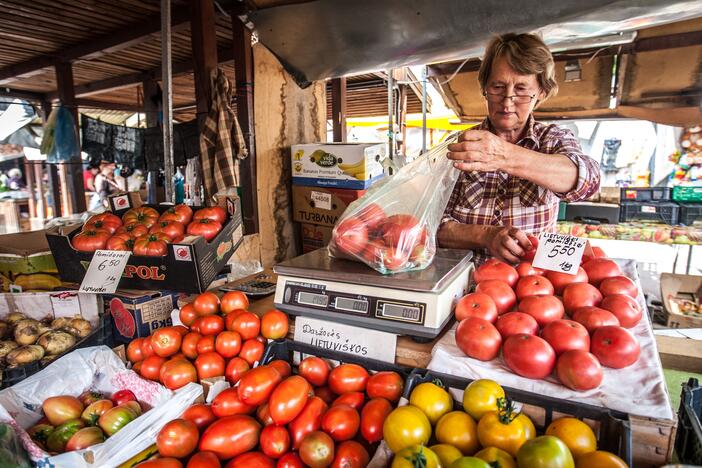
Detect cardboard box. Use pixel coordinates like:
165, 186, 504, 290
291, 143, 386, 189
292, 185, 366, 227
599, 186, 621, 204
661, 272, 702, 328
300, 223, 333, 253
105, 289, 181, 344
46, 192, 244, 293
0, 230, 61, 291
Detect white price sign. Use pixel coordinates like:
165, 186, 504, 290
79, 250, 131, 294
532, 233, 586, 275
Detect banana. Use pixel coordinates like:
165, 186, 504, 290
354, 171, 368, 180
13, 273, 62, 291
338, 160, 367, 177
117, 444, 159, 468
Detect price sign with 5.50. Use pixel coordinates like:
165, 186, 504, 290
79, 250, 131, 294
531, 233, 586, 275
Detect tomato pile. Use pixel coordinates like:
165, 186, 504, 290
454, 247, 642, 391
136, 356, 404, 467
385, 378, 627, 468
127, 291, 288, 390
329, 203, 435, 273
27, 389, 144, 454
72, 204, 228, 254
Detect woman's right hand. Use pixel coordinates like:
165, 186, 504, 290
486, 226, 534, 263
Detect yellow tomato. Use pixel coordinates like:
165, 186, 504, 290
463, 379, 505, 420
392, 445, 442, 468
383, 405, 432, 453
409, 382, 453, 425
575, 450, 627, 468
518, 413, 536, 441
474, 447, 517, 468
430, 444, 463, 466
477, 410, 530, 457
435, 411, 480, 455
546, 417, 597, 457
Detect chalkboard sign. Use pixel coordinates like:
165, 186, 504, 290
143, 120, 200, 170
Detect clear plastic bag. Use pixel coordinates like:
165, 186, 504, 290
328, 135, 460, 274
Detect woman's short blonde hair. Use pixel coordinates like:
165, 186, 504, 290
478, 33, 558, 101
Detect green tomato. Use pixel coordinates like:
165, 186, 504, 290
46, 419, 86, 453
448, 457, 491, 468
517, 436, 575, 468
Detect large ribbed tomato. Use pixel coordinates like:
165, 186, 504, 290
193, 206, 227, 224
105, 233, 134, 251
187, 218, 222, 242
132, 233, 169, 256
159, 204, 193, 225
84, 213, 122, 234
72, 229, 111, 252
122, 206, 159, 228
149, 220, 185, 242
115, 222, 149, 238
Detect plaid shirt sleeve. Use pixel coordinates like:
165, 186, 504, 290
440, 173, 462, 227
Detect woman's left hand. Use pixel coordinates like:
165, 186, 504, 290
447, 129, 511, 172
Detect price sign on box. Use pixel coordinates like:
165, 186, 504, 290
79, 250, 131, 294
532, 233, 586, 275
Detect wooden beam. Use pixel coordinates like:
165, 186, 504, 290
0, 88, 45, 102
75, 99, 141, 112
191, 0, 219, 118
41, 100, 61, 218
143, 78, 161, 205
331, 77, 347, 142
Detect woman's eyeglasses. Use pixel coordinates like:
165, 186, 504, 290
483, 91, 536, 104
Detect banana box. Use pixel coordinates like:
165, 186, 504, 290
292, 185, 366, 227
0, 230, 61, 292
291, 143, 386, 189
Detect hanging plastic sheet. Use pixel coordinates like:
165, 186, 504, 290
41, 106, 79, 163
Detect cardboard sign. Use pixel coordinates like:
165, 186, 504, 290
293, 316, 397, 363
532, 233, 586, 275
79, 250, 131, 293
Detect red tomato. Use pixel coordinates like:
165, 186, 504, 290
157, 418, 199, 458
72, 229, 111, 252
517, 295, 565, 327
503, 334, 556, 379
193, 206, 227, 224
140, 355, 167, 381
159, 204, 193, 225
186, 451, 220, 468
198, 415, 261, 460
519, 235, 539, 262
197, 335, 216, 354
133, 233, 168, 256
582, 246, 607, 264
141, 338, 155, 358
239, 338, 265, 366
182, 403, 217, 432
213, 331, 241, 358
123, 206, 160, 228
591, 326, 640, 369
328, 364, 369, 394
268, 360, 292, 379
546, 267, 589, 295
257, 403, 274, 426
187, 218, 223, 242
151, 327, 182, 357
181, 332, 202, 359
455, 316, 502, 361
582, 258, 622, 287
600, 294, 643, 328
380, 214, 423, 251
562, 282, 603, 314
237, 365, 283, 405
127, 338, 145, 363
454, 292, 498, 323
360, 397, 392, 443
115, 222, 149, 238
174, 325, 189, 336
333, 217, 368, 255
277, 453, 304, 468
261, 310, 289, 340
289, 396, 328, 449
229, 312, 261, 340
571, 306, 620, 334
225, 357, 250, 385
541, 319, 590, 355
332, 392, 365, 411
475, 280, 517, 315
599, 276, 638, 299
160, 358, 198, 390
269, 376, 312, 425
496, 312, 539, 339
195, 352, 225, 379
357, 203, 386, 230
211, 388, 256, 417
179, 303, 198, 327
132, 361, 142, 374
515, 275, 554, 299
260, 424, 291, 459
193, 292, 220, 316
556, 350, 603, 391
84, 213, 123, 233
516, 262, 545, 277
366, 371, 404, 402
150, 220, 186, 242
134, 458, 182, 468
382, 247, 410, 272
299, 356, 330, 387
321, 404, 360, 441
105, 233, 134, 251
473, 260, 519, 288
314, 386, 336, 405
111, 389, 136, 407
225, 452, 274, 468
220, 291, 249, 314
331, 440, 369, 468
299, 431, 335, 468
196, 315, 225, 336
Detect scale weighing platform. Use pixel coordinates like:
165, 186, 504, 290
273, 248, 473, 339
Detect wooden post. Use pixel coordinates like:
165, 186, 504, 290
162, 0, 175, 203
41, 101, 61, 218
399, 85, 408, 155
143, 79, 160, 204
34, 162, 45, 221
54, 61, 87, 213
23, 159, 36, 218
232, 11, 259, 234
190, 0, 218, 120
331, 77, 347, 142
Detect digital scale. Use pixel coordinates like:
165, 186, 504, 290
273, 248, 473, 339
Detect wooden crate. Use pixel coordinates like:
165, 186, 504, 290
630, 414, 677, 467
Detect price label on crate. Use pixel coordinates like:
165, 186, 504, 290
79, 250, 131, 294
532, 233, 586, 275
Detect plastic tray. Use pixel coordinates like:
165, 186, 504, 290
405, 369, 632, 466
679, 203, 702, 226
619, 201, 680, 225
676, 377, 702, 464
1, 313, 115, 389
673, 186, 702, 203
620, 187, 672, 202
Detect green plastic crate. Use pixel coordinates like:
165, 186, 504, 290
673, 186, 702, 203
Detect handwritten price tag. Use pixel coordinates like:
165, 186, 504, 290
532, 233, 586, 275
79, 250, 131, 294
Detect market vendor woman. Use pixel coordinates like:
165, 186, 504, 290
438, 33, 600, 265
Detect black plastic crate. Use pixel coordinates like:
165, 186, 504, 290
676, 378, 702, 464
619, 201, 680, 225
679, 203, 702, 226
1, 313, 115, 389
406, 369, 632, 466
620, 187, 672, 202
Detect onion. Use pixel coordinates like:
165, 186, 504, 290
69, 318, 92, 338
59, 326, 82, 338
14, 323, 40, 345
5, 312, 26, 325
0, 341, 19, 359
37, 331, 76, 355
6, 345, 44, 367
51, 317, 72, 329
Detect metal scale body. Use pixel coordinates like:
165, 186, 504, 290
273, 248, 473, 339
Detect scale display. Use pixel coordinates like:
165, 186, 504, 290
380, 303, 422, 322
297, 291, 329, 307
335, 297, 369, 313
